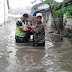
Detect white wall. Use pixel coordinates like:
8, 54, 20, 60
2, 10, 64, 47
63, 13, 72, 29
5, 0, 8, 22
66, 18, 72, 28
0, 0, 4, 24
47, 12, 53, 26
0, 0, 8, 25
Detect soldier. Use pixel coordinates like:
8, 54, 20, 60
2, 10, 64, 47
33, 13, 45, 46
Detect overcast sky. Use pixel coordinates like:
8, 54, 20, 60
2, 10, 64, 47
9, 0, 63, 9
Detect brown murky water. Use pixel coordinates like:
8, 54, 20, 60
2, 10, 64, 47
0, 10, 72, 72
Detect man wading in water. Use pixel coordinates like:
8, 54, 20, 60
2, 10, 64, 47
15, 13, 35, 43
33, 13, 45, 46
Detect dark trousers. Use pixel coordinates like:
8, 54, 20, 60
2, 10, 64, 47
15, 32, 34, 43
15, 35, 28, 43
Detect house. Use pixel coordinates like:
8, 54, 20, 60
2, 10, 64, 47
31, 3, 50, 24
31, 0, 72, 28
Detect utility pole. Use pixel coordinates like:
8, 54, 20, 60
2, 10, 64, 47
7, 0, 10, 9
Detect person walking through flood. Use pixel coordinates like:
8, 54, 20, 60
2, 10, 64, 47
15, 13, 35, 43
33, 13, 45, 46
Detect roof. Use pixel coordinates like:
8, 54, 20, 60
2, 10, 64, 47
34, 7, 50, 16
32, 2, 50, 16
32, 3, 49, 10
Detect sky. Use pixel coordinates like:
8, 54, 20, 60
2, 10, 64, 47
9, 0, 41, 9
9, 0, 63, 9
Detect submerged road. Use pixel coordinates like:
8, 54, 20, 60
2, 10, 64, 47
0, 9, 72, 72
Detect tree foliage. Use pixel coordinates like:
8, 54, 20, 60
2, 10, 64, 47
45, 0, 72, 22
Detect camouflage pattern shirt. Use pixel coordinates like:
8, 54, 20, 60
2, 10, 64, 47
34, 22, 45, 44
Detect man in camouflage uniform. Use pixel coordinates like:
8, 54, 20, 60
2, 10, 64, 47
33, 13, 45, 46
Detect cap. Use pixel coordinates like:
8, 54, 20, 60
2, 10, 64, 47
23, 13, 29, 17
36, 13, 42, 17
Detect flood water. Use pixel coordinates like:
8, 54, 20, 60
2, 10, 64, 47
0, 9, 72, 72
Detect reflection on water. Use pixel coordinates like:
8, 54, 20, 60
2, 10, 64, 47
6, 47, 18, 72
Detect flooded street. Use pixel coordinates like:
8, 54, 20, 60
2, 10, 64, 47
0, 9, 72, 72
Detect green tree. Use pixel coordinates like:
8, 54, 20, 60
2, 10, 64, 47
45, 0, 64, 41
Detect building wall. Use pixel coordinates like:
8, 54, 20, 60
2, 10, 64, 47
0, 0, 8, 25
47, 12, 53, 26
63, 14, 72, 29
0, 0, 4, 24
